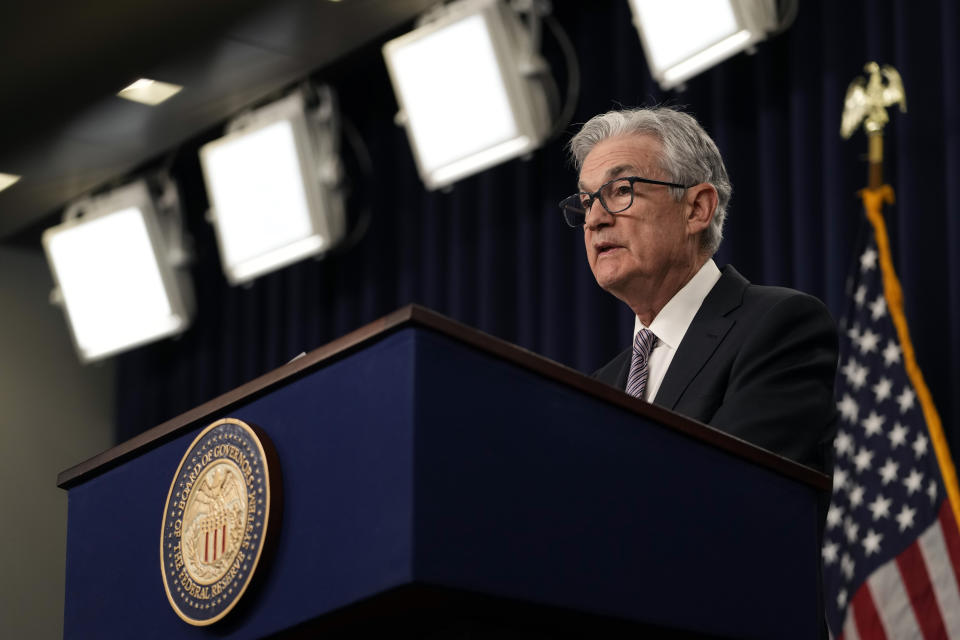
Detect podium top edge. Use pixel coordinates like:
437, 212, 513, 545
57, 304, 830, 492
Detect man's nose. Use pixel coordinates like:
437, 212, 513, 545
583, 199, 613, 230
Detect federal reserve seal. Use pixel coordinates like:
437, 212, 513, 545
160, 418, 279, 625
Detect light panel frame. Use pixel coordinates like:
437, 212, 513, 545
383, 0, 550, 190
42, 181, 193, 363
199, 92, 345, 286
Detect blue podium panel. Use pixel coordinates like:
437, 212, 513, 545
410, 330, 819, 639
62, 318, 824, 639
65, 330, 420, 639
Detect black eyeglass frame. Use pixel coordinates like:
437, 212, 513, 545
558, 176, 693, 227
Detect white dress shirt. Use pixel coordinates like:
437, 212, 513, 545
633, 259, 722, 402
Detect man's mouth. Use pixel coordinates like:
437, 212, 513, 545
595, 242, 622, 256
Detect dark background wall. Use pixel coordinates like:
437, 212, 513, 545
112, 0, 960, 469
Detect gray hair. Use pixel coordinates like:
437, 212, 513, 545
568, 107, 732, 256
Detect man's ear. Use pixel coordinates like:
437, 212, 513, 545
686, 183, 718, 235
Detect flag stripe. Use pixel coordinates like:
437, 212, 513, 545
842, 603, 860, 640
851, 584, 888, 640
896, 541, 949, 639
918, 516, 960, 636
939, 502, 960, 592
868, 560, 924, 639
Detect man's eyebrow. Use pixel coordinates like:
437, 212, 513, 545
577, 164, 639, 191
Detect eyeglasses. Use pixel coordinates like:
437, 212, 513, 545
558, 176, 691, 227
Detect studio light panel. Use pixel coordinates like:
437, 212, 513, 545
629, 0, 776, 90
200, 95, 344, 285
42, 184, 191, 362
383, 0, 550, 189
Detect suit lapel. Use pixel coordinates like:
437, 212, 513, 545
653, 266, 747, 410
595, 347, 632, 390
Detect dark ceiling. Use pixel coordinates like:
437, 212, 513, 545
0, 0, 436, 242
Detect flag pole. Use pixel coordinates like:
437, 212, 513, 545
841, 62, 960, 531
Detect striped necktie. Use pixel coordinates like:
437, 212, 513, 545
625, 328, 656, 399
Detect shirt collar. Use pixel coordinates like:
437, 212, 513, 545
633, 259, 722, 350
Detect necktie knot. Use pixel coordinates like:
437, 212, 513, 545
626, 329, 656, 399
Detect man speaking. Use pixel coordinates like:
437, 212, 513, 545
561, 107, 839, 473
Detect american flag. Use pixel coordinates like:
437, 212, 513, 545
823, 218, 960, 638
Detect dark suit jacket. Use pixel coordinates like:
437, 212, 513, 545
595, 265, 839, 473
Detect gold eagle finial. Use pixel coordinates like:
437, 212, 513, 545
841, 62, 907, 139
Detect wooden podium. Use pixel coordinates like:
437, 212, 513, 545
59, 305, 829, 638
